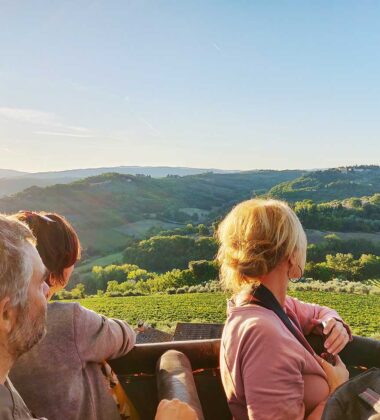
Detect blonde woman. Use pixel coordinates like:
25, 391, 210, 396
217, 199, 351, 420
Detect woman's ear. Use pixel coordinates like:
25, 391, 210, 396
48, 273, 55, 287
62, 265, 74, 286
289, 252, 297, 267
46, 274, 63, 300
287, 253, 299, 279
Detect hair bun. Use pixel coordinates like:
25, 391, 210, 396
216, 198, 307, 292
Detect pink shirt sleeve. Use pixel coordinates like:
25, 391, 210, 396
285, 296, 352, 339
240, 320, 307, 420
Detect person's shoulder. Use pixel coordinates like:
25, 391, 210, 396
246, 310, 281, 335
48, 300, 81, 316
49, 300, 80, 310
284, 295, 312, 312
48, 302, 105, 345
226, 305, 280, 338
285, 295, 305, 309
50, 301, 104, 322
223, 309, 285, 364
47, 301, 84, 329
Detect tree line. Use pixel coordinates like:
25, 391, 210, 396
293, 195, 380, 232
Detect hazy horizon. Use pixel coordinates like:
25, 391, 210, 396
0, 163, 380, 174
0, 163, 296, 174
1, 1, 380, 172
1, 160, 379, 174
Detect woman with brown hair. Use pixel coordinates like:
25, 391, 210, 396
217, 199, 351, 420
9, 211, 136, 420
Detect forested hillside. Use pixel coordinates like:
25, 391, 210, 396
0, 165, 237, 197
1, 165, 380, 299
0, 170, 302, 252
269, 166, 380, 202
294, 194, 380, 232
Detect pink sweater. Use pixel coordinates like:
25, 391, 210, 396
220, 295, 350, 420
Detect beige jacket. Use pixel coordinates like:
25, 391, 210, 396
10, 302, 136, 420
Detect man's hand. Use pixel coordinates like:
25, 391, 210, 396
155, 399, 199, 420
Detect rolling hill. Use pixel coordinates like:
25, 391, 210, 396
0, 166, 237, 197
0, 170, 303, 253
268, 166, 380, 202
0, 169, 28, 178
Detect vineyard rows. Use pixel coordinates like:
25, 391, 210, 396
77, 291, 380, 338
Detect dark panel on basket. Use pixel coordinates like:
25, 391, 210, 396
119, 375, 158, 420
110, 339, 220, 374
173, 323, 224, 341
118, 370, 231, 420
194, 370, 232, 420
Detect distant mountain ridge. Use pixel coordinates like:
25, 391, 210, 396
0, 169, 28, 179
0, 165, 237, 198
24, 165, 237, 179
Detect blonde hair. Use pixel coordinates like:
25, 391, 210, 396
0, 215, 36, 307
216, 198, 307, 292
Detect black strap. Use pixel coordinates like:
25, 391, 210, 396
250, 284, 313, 354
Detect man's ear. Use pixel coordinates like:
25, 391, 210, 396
0, 297, 16, 334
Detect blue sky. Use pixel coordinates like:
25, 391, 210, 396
1, 1, 380, 172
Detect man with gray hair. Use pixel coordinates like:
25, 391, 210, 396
0, 215, 50, 419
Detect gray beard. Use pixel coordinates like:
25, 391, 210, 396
8, 302, 47, 359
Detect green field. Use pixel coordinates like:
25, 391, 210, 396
306, 229, 380, 244
116, 219, 183, 238
76, 252, 124, 274
77, 291, 380, 338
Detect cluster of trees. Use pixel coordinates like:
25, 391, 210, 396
75, 232, 380, 295
145, 223, 210, 239
61, 275, 379, 300
91, 264, 155, 292
269, 167, 380, 202
123, 235, 217, 272
99, 255, 380, 297
67, 191, 380, 297
307, 235, 380, 262
62, 250, 380, 299
101, 260, 219, 297
55, 283, 86, 300
290, 279, 379, 295
305, 253, 380, 282
168, 279, 380, 296
294, 195, 380, 232
166, 280, 221, 295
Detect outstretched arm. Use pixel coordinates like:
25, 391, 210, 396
73, 303, 136, 363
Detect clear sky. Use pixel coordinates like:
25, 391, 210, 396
1, 1, 380, 172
